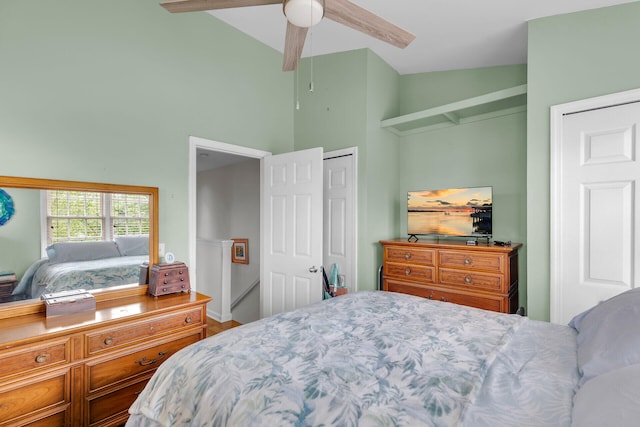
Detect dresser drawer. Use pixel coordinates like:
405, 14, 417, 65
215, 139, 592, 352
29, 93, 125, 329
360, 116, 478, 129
86, 308, 203, 356
385, 261, 435, 283
0, 338, 69, 380
384, 246, 435, 265
0, 369, 70, 425
88, 332, 201, 392
88, 376, 151, 426
24, 410, 68, 427
439, 268, 505, 292
439, 250, 504, 272
385, 280, 503, 312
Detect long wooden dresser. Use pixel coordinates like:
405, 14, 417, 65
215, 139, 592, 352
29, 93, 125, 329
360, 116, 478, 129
380, 239, 521, 314
0, 290, 211, 427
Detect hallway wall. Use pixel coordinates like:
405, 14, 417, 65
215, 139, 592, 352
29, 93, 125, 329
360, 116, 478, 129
197, 158, 260, 324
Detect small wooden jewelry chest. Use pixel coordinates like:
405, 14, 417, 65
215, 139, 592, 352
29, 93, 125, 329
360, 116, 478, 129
148, 262, 190, 296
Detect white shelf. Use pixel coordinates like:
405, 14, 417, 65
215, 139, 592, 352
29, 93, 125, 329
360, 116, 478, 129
381, 84, 527, 136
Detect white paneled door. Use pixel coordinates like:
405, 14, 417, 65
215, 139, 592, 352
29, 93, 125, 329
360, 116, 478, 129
323, 152, 356, 292
552, 96, 640, 324
261, 147, 324, 318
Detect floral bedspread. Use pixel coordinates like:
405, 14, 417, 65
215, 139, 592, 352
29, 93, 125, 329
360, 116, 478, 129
29, 255, 146, 298
127, 291, 577, 427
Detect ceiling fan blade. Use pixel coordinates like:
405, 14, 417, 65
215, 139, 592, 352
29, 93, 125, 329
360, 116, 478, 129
160, 0, 282, 13
324, 0, 415, 49
283, 22, 308, 71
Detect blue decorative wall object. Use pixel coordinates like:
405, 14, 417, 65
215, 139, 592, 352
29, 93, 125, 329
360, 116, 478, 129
0, 189, 15, 226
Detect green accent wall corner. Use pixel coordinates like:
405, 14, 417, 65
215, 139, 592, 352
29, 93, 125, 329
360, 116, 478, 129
527, 1, 640, 321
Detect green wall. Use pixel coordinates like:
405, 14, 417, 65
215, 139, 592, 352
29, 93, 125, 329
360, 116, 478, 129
363, 52, 402, 287
294, 50, 368, 152
0, 0, 293, 267
294, 49, 402, 289
527, 1, 640, 321
293, 54, 528, 295
397, 66, 528, 307
4, 0, 636, 317
399, 65, 527, 114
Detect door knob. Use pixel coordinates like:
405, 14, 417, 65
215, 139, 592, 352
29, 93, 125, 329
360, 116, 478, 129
309, 266, 318, 273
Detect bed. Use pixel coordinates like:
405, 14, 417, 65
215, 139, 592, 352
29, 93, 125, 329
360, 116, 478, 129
12, 237, 148, 299
127, 289, 640, 427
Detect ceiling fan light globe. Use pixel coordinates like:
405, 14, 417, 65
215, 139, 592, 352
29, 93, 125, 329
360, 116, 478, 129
284, 0, 324, 28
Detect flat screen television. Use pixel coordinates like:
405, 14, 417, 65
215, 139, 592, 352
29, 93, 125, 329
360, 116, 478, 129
407, 186, 492, 238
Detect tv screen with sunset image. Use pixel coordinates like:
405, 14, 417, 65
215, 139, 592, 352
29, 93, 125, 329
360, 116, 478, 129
407, 187, 492, 237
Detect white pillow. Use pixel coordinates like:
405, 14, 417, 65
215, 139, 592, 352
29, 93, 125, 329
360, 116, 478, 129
46, 241, 121, 264
569, 287, 640, 385
571, 363, 640, 427
114, 236, 149, 256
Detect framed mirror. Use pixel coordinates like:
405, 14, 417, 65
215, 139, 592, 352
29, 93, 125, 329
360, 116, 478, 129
0, 176, 158, 318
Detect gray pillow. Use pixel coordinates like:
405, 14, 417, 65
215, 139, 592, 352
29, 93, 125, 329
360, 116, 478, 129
569, 287, 640, 385
46, 241, 121, 264
114, 236, 149, 256
571, 363, 640, 427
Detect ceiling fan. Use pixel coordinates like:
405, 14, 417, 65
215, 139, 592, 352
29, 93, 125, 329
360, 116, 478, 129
160, 0, 415, 71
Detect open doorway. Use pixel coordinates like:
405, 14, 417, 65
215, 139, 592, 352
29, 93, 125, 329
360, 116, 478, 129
189, 136, 357, 325
189, 137, 270, 325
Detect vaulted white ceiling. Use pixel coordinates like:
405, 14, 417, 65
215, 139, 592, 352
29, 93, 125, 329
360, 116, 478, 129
206, 0, 636, 75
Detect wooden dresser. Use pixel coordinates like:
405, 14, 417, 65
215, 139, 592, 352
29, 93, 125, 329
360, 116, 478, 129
380, 239, 521, 314
0, 291, 211, 427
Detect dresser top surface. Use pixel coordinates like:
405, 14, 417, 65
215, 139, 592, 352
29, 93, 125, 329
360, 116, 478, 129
0, 292, 211, 347
380, 238, 522, 253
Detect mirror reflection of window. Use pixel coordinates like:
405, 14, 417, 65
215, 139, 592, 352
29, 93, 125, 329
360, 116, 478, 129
111, 193, 150, 237
45, 191, 150, 245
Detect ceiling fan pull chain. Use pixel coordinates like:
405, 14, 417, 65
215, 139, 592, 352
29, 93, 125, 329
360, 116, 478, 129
309, 24, 314, 93
295, 68, 300, 110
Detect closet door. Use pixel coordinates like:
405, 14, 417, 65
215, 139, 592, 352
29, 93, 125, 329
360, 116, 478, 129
323, 150, 356, 292
551, 93, 640, 324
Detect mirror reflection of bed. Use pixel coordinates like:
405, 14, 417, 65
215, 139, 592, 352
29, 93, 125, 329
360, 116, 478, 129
0, 176, 157, 306
13, 237, 149, 301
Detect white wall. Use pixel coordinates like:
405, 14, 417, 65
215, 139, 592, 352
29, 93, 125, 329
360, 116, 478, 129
197, 159, 260, 324
196, 239, 232, 322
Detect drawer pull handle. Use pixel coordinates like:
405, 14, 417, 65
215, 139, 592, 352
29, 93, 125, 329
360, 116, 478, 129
163, 280, 168, 284
179, 270, 184, 274
180, 278, 185, 281
464, 258, 472, 265
136, 351, 168, 366
404, 253, 411, 260
35, 354, 47, 363
185, 316, 192, 324
164, 272, 169, 276
441, 297, 448, 302
162, 288, 168, 292
465, 276, 472, 284
404, 268, 411, 276
104, 337, 114, 346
